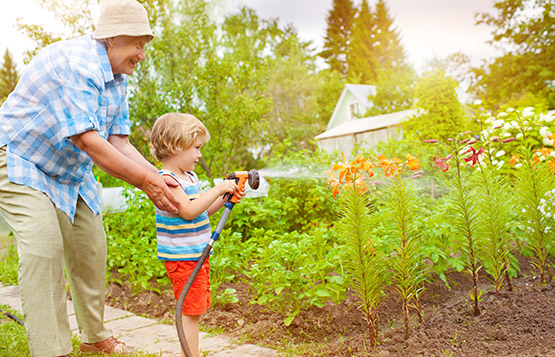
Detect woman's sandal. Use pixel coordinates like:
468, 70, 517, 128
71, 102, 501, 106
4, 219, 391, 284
80, 336, 128, 355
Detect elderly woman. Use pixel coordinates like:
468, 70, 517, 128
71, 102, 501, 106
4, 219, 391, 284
0, 0, 179, 355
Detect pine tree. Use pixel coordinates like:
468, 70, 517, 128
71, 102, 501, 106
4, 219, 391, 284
347, 0, 378, 83
0, 49, 19, 102
373, 0, 406, 71
320, 0, 355, 78
365, 0, 415, 115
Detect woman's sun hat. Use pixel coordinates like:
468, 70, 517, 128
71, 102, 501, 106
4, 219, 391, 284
92, 0, 154, 40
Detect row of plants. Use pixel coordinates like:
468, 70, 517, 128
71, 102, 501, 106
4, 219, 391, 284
330, 106, 555, 345
2, 106, 554, 350
100, 106, 555, 345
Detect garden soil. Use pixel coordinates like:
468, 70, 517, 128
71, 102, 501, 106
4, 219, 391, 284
105, 255, 555, 356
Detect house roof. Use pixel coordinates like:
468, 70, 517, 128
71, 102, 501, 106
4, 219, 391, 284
315, 109, 418, 140
327, 84, 376, 130
344, 84, 376, 107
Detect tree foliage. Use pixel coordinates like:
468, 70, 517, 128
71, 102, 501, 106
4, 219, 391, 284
402, 68, 468, 141
320, 0, 355, 78
0, 50, 19, 104
347, 0, 377, 83
473, 0, 555, 109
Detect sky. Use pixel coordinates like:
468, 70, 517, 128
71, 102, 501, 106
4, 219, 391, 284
0, 0, 501, 74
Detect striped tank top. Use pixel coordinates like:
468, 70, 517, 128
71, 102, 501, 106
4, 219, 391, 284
155, 170, 211, 261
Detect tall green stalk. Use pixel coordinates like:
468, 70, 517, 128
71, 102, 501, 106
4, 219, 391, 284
473, 164, 513, 295
388, 174, 427, 339
451, 153, 483, 316
336, 185, 387, 346
514, 147, 555, 284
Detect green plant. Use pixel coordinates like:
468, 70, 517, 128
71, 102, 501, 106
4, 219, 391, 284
514, 147, 555, 284
0, 238, 18, 285
426, 133, 485, 316
330, 154, 388, 346
488, 107, 555, 284
246, 228, 346, 326
379, 154, 429, 339
473, 159, 515, 294
103, 187, 169, 293
0, 305, 28, 356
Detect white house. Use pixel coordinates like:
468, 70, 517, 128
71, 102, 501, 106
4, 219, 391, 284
315, 84, 417, 154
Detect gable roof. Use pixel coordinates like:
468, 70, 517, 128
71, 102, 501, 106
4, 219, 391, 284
315, 109, 417, 140
345, 84, 376, 107
327, 84, 376, 130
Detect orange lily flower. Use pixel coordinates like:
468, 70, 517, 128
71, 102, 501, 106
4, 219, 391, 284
537, 146, 552, 157
344, 176, 368, 196
327, 170, 341, 198
509, 154, 520, 166
375, 155, 403, 177
548, 158, 555, 173
406, 153, 420, 171
532, 154, 540, 169
332, 152, 352, 183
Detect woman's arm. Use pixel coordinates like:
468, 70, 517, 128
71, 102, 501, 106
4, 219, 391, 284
71, 130, 180, 213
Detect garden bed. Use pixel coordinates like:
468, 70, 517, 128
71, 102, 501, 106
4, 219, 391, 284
105, 255, 555, 356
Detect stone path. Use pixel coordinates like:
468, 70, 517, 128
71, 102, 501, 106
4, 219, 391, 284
0, 283, 278, 356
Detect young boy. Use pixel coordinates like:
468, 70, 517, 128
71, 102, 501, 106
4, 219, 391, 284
150, 113, 242, 357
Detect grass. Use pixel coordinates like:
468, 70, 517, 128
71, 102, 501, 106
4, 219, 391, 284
0, 247, 161, 357
0, 304, 163, 356
0, 239, 18, 285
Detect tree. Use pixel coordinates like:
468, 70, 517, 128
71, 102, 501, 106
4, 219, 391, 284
320, 0, 355, 78
265, 28, 323, 152
473, 0, 555, 109
366, 67, 415, 116
0, 49, 19, 103
129, 2, 274, 177
362, 0, 416, 115
402, 68, 468, 141
347, 0, 377, 83
373, 0, 407, 73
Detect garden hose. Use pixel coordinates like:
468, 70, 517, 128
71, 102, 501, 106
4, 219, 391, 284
1, 309, 24, 325
176, 170, 260, 357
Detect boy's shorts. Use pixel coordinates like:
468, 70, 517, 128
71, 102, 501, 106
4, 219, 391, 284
165, 259, 211, 315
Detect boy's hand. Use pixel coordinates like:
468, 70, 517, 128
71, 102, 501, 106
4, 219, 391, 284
217, 180, 239, 196
233, 187, 246, 203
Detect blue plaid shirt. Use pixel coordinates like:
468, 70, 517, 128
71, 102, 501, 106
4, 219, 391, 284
0, 34, 131, 221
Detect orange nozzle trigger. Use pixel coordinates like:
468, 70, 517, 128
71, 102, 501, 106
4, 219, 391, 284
225, 171, 248, 203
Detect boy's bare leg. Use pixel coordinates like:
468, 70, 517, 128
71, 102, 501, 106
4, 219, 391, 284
182, 315, 201, 357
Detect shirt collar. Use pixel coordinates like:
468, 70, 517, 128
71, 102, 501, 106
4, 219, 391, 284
93, 36, 125, 84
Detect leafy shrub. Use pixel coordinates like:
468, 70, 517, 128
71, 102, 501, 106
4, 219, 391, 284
246, 228, 347, 326
103, 187, 168, 293
223, 178, 338, 240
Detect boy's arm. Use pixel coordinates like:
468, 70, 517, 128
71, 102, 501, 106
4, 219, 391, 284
170, 178, 238, 220
206, 188, 245, 216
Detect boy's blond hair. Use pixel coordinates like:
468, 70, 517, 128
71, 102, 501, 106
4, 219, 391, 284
150, 113, 210, 161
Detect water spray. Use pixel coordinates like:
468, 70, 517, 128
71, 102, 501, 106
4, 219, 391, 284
176, 169, 260, 357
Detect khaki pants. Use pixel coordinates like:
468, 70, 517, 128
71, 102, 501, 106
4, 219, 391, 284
0, 147, 111, 356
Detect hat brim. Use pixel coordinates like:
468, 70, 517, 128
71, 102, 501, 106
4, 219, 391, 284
92, 24, 154, 40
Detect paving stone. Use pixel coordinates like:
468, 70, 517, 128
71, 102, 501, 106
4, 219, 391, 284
68, 313, 79, 332
211, 344, 278, 357
0, 283, 281, 356
105, 315, 156, 333
104, 304, 134, 321
0, 284, 21, 311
